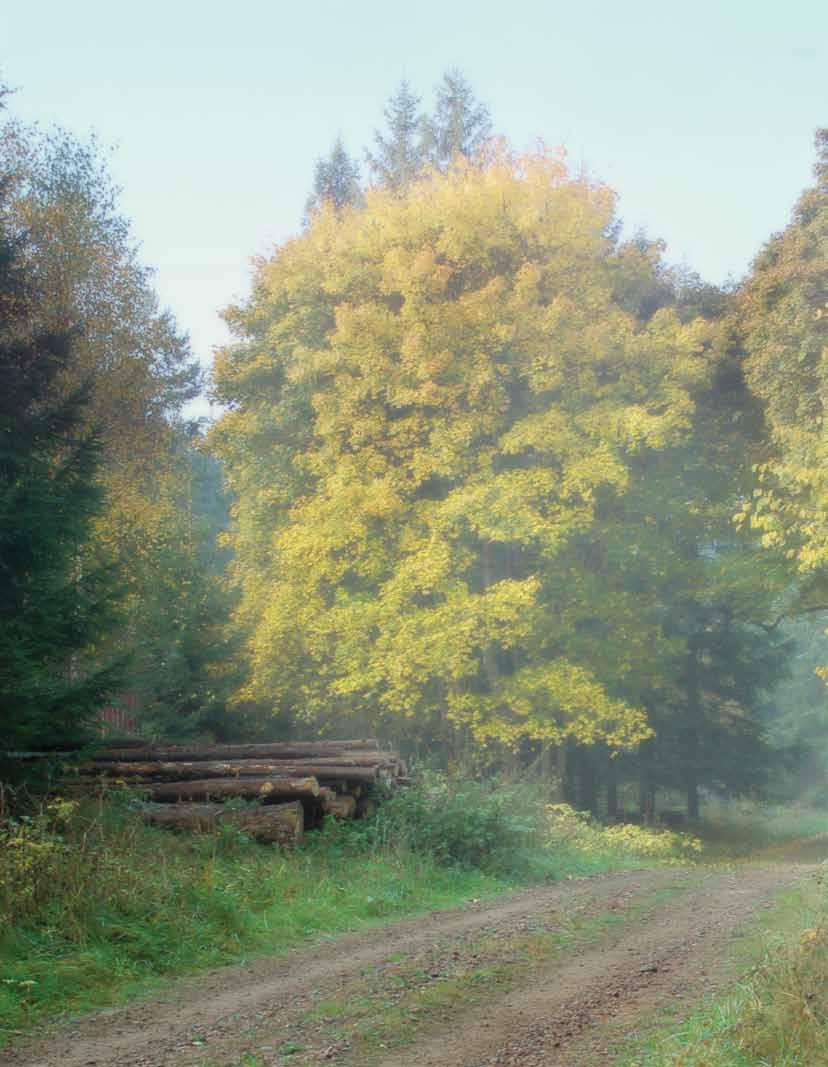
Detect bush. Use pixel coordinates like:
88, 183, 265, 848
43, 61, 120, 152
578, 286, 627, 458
545, 804, 703, 862
326, 776, 702, 879
361, 773, 549, 878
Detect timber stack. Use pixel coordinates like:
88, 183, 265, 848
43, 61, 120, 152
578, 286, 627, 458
68, 739, 404, 845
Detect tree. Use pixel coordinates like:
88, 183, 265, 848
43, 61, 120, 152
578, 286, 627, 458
121, 432, 240, 739
543, 309, 791, 817
366, 80, 426, 192
738, 129, 828, 584
0, 187, 120, 752
421, 70, 492, 171
304, 138, 361, 221
0, 123, 200, 454
0, 111, 217, 736
211, 150, 710, 754
0, 119, 202, 607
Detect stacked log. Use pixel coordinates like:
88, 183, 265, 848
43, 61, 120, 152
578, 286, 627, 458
69, 739, 403, 844
142, 800, 304, 844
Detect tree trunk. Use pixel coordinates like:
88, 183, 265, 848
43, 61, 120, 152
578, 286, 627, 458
638, 740, 656, 824
142, 800, 303, 844
149, 777, 320, 802
686, 774, 700, 819
81, 759, 388, 783
576, 746, 598, 815
94, 740, 379, 762
606, 755, 618, 821
555, 743, 572, 804
684, 642, 703, 820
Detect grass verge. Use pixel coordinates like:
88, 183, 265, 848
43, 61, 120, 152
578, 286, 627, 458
619, 865, 828, 1066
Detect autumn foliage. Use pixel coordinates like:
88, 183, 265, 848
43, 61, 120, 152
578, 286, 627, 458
212, 151, 712, 749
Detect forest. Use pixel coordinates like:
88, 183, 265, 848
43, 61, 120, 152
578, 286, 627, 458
3, 56, 828, 1067
2, 70, 828, 825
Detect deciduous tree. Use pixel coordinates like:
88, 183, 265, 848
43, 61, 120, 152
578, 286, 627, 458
211, 150, 711, 752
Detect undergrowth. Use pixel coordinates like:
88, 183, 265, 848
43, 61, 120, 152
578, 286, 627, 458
0, 776, 700, 1040
695, 798, 828, 859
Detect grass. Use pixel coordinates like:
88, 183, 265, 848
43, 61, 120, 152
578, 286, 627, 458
0, 799, 505, 1041
694, 799, 828, 860
619, 866, 828, 1066
0, 780, 709, 1045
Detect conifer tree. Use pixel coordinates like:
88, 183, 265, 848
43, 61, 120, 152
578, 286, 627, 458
422, 69, 492, 171
0, 189, 121, 751
366, 80, 426, 192
304, 137, 362, 221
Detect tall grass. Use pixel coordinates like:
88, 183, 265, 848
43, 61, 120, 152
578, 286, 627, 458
695, 798, 828, 859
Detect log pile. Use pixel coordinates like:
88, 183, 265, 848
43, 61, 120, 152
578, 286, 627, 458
72, 739, 404, 845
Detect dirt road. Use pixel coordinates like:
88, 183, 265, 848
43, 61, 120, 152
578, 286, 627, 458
3, 859, 819, 1067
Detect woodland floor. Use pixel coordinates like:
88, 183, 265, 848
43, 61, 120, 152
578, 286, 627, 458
3, 842, 824, 1067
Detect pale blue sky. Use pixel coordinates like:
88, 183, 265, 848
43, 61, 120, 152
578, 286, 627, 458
2, 1, 826, 414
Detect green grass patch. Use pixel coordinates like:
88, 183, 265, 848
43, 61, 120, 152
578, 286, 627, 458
0, 798, 506, 1041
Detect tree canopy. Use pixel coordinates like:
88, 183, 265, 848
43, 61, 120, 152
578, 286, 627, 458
0, 185, 121, 751
212, 150, 715, 751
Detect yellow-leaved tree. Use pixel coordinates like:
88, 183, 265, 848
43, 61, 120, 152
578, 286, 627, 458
211, 150, 710, 751
738, 129, 828, 583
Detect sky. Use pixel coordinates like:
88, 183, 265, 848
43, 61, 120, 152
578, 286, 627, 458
2, 0, 827, 415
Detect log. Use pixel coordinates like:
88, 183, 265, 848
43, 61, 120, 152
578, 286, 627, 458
321, 793, 357, 819
148, 776, 320, 802
80, 757, 397, 780
142, 800, 303, 844
93, 740, 379, 762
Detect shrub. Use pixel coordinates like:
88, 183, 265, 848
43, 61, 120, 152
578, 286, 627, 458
345, 773, 549, 877
546, 804, 703, 862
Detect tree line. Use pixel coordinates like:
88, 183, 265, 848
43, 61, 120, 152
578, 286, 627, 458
2, 72, 827, 818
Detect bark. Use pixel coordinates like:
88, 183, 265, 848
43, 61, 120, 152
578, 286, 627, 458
684, 642, 702, 820
638, 744, 656, 825
686, 774, 700, 820
81, 759, 388, 782
94, 740, 379, 762
142, 800, 303, 843
149, 777, 320, 802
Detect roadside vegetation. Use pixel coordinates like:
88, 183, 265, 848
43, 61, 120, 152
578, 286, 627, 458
622, 867, 828, 1067
0, 777, 699, 1041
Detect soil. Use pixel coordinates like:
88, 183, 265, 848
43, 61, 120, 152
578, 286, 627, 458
2, 852, 822, 1067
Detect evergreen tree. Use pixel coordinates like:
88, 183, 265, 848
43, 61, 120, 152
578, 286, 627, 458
366, 80, 426, 192
422, 69, 492, 171
0, 189, 121, 752
304, 137, 361, 221
124, 432, 239, 739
